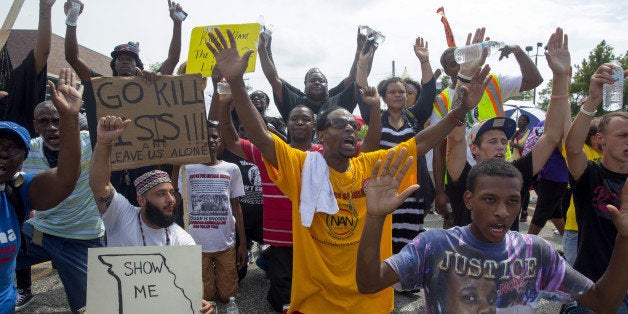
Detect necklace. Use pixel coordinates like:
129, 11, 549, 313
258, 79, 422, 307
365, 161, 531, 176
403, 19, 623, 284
331, 164, 357, 212
138, 212, 170, 246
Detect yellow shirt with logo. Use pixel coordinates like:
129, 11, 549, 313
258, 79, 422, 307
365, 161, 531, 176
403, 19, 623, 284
264, 133, 417, 313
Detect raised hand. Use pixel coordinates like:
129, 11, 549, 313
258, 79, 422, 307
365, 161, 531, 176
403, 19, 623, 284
545, 27, 571, 75
607, 177, 628, 239
365, 148, 419, 217
413, 37, 429, 63
457, 64, 491, 112
498, 45, 521, 61
48, 68, 83, 116
258, 31, 272, 52
63, 0, 83, 16
168, 0, 185, 23
205, 29, 253, 83
459, 27, 489, 75
356, 26, 367, 52
588, 63, 617, 102
96, 116, 130, 145
359, 86, 380, 109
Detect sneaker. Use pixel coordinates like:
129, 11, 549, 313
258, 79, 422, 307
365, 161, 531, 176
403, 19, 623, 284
15, 288, 33, 311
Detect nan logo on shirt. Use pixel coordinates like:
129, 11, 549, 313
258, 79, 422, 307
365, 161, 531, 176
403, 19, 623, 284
326, 201, 359, 240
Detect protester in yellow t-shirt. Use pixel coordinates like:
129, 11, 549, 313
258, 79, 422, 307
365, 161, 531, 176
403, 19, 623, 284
205, 27, 489, 313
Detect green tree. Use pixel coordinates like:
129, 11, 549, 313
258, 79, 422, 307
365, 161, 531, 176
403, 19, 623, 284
148, 62, 163, 72
438, 75, 451, 94
511, 90, 534, 102
537, 41, 627, 117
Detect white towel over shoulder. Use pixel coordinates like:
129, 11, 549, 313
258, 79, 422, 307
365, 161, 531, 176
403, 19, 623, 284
299, 152, 339, 227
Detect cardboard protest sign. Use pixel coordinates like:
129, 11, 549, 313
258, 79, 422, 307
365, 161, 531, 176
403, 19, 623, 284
86, 245, 202, 314
92, 74, 209, 171
186, 23, 260, 76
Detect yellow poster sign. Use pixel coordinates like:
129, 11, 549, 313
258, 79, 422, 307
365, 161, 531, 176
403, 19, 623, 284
186, 23, 260, 76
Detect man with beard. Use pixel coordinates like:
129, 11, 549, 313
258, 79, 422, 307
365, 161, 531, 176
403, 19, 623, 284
89, 116, 194, 247
89, 116, 216, 313
14, 100, 104, 312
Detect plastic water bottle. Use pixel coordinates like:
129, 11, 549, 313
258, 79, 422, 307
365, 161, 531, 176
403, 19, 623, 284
603, 60, 624, 112
65, 1, 81, 27
454, 41, 505, 64
226, 296, 239, 314
217, 81, 231, 95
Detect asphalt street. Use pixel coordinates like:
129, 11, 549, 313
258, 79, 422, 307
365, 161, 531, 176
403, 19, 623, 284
25, 195, 563, 313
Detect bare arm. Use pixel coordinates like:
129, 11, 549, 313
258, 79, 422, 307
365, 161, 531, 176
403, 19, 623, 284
413, 37, 433, 85
206, 29, 277, 168
529, 28, 570, 175
341, 28, 369, 88
34, 0, 55, 74
499, 45, 543, 92
576, 177, 628, 312
211, 76, 246, 159
231, 198, 248, 270
63, 0, 91, 82
358, 86, 381, 153
89, 116, 131, 214
257, 34, 283, 105
357, 149, 419, 293
432, 140, 449, 217
30, 68, 82, 210
566, 63, 617, 181
158, 0, 183, 75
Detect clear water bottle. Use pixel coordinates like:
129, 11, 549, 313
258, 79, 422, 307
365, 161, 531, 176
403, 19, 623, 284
217, 81, 231, 95
603, 60, 624, 112
65, 1, 81, 27
226, 296, 239, 314
454, 41, 505, 64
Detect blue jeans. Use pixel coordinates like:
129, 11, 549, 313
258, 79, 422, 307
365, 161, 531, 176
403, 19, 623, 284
562, 230, 578, 266
16, 222, 103, 313
577, 295, 628, 313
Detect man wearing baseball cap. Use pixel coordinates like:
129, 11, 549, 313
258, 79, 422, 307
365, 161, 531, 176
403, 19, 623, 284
445, 27, 572, 231
0, 68, 82, 312
63, 0, 187, 207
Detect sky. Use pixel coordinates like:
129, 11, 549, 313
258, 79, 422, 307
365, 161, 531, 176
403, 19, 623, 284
3, 0, 627, 117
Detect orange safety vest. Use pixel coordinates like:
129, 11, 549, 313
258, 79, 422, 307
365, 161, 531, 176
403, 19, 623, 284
434, 74, 511, 171
433, 74, 505, 129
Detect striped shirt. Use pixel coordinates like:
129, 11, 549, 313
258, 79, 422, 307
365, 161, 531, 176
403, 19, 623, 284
22, 131, 105, 239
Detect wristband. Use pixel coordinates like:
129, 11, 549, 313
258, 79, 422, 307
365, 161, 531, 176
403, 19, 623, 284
421, 59, 429, 64
550, 94, 568, 100
579, 106, 596, 117
457, 72, 473, 84
447, 112, 465, 127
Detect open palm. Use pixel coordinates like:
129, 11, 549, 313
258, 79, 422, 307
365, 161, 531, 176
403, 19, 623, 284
413, 37, 429, 63
48, 68, 83, 116
545, 28, 570, 75
366, 149, 419, 217
205, 29, 253, 82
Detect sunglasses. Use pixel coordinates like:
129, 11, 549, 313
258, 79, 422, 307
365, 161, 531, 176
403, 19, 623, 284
325, 118, 360, 131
